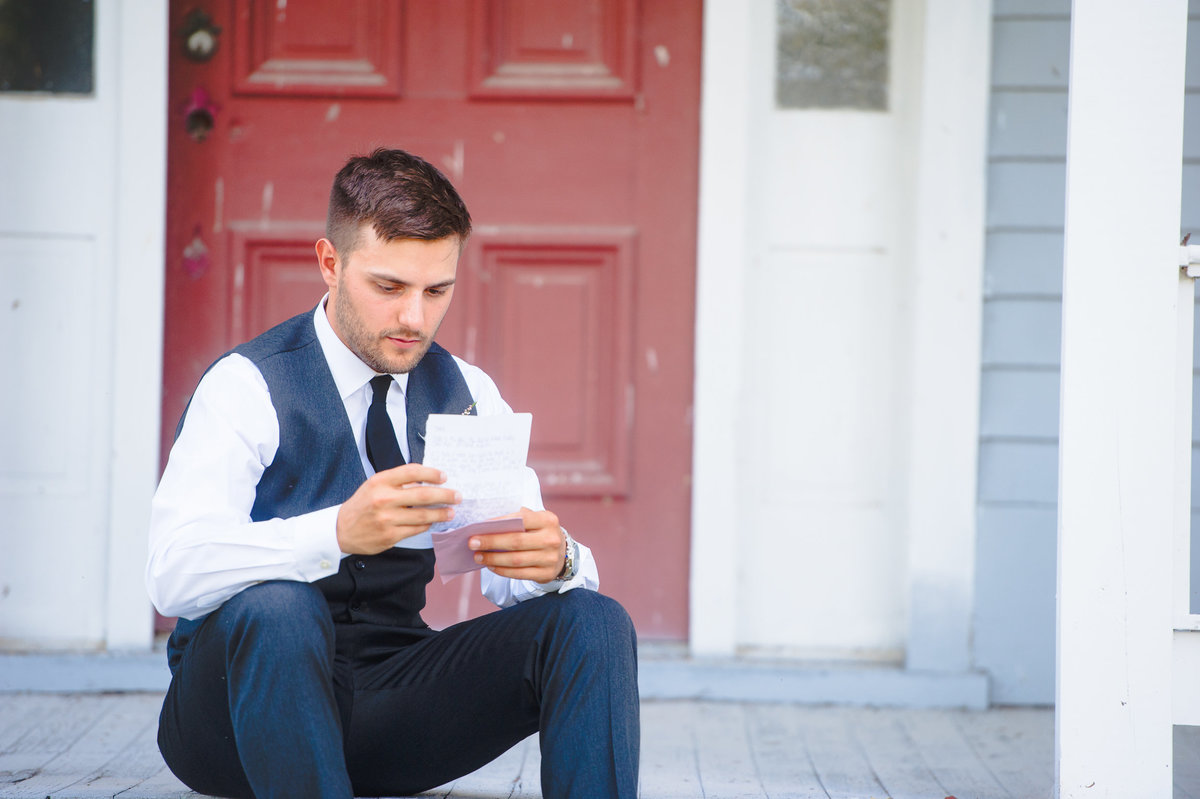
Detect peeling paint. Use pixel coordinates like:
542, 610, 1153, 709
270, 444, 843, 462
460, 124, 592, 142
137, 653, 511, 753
645, 347, 659, 372
562, 32, 574, 49
440, 141, 465, 181
232, 262, 245, 328
654, 45, 670, 67
326, 103, 341, 122
493, 130, 506, 144
213, 177, 224, 233
183, 230, 211, 279
261, 181, 274, 224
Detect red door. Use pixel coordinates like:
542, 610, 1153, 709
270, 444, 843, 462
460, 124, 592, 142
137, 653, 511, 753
163, 0, 700, 639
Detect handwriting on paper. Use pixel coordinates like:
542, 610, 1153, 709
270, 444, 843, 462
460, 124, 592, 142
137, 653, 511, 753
421, 413, 532, 533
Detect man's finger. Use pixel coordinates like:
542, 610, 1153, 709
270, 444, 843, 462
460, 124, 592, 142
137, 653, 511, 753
384, 505, 456, 527
373, 463, 448, 486
474, 549, 559, 572
469, 530, 558, 553
386, 484, 462, 508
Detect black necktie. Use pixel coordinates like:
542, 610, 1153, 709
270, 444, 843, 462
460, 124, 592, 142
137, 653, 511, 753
366, 375, 405, 472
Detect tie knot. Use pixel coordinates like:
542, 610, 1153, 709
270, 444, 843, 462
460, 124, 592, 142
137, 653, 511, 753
370, 375, 392, 403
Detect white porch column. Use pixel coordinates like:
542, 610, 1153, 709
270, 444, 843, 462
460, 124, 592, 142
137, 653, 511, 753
1057, 1, 1187, 795
104, 0, 167, 650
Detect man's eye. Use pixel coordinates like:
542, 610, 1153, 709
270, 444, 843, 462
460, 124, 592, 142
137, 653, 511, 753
426, 288, 446, 297
378, 284, 401, 293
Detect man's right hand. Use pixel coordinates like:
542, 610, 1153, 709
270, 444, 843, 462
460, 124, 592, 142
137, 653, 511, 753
336, 464, 461, 555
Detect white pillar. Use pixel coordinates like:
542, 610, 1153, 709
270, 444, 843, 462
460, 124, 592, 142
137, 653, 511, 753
1056, 1, 1187, 795
901, 0, 991, 674
104, 0, 167, 650
689, 0, 756, 656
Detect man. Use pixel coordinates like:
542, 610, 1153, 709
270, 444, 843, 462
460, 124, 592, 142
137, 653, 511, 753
146, 149, 639, 799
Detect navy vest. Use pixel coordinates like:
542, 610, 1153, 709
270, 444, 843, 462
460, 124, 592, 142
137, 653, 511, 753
167, 309, 476, 670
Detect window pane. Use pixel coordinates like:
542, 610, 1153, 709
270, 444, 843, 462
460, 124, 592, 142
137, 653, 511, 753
0, 0, 95, 94
776, 0, 889, 111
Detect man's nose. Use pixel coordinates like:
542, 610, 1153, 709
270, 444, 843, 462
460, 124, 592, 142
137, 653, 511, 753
395, 292, 423, 330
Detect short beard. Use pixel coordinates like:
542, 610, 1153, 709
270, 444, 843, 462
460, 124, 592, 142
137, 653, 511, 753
332, 281, 433, 374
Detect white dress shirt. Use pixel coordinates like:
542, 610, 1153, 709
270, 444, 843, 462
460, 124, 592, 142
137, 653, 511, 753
146, 301, 598, 620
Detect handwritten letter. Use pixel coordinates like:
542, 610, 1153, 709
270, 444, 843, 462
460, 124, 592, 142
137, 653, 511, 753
421, 413, 533, 532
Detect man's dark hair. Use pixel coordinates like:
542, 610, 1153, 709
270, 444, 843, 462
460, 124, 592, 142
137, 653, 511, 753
326, 148, 472, 256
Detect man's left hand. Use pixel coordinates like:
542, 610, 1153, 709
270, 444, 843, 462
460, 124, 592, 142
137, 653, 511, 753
469, 507, 565, 583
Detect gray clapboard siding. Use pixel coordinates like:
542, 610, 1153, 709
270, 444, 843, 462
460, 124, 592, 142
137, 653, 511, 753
989, 91, 1069, 159
1194, 510, 1200, 613
981, 299, 1061, 367
1194, 450, 1200, 505
975, 5, 1072, 707
992, 0, 1070, 15
1190, 20, 1200, 85
986, 162, 1067, 229
977, 441, 1059, 506
984, 232, 1064, 297
979, 369, 1060, 439
1183, 164, 1200, 229
1193, 374, 1200, 443
1186, 95, 1200, 160
991, 19, 1070, 89
973, 506, 1057, 705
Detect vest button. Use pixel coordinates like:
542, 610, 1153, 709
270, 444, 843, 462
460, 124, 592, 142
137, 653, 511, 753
350, 601, 362, 611
355, 560, 366, 570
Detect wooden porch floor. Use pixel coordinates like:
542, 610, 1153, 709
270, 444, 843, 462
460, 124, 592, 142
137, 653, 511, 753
3, 691, 1200, 798
0, 692, 1065, 798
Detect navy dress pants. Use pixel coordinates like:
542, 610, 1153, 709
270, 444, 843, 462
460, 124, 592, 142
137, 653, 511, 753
157, 582, 639, 799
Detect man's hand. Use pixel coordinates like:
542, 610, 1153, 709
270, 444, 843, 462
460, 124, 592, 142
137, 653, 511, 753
336, 464, 461, 555
469, 507, 565, 583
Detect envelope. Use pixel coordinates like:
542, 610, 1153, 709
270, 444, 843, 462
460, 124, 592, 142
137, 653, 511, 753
431, 516, 526, 582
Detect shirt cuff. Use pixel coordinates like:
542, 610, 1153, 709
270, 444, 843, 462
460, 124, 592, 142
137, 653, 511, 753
293, 505, 345, 582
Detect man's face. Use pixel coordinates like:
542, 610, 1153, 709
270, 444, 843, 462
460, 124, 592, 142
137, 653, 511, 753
317, 225, 459, 374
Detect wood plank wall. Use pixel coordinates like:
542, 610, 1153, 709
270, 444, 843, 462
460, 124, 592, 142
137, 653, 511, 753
974, 0, 1071, 705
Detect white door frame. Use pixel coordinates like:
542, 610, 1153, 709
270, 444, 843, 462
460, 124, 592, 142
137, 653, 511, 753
105, 0, 168, 649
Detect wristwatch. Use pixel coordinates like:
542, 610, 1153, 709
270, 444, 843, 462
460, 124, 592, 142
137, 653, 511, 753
556, 528, 579, 582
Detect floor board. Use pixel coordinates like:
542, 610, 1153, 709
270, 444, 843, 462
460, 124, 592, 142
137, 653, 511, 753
0, 693, 1068, 799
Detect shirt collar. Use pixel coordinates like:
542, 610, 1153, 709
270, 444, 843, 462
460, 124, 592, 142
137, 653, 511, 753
313, 296, 410, 400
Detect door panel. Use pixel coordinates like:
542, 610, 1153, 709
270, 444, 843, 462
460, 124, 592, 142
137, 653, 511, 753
232, 0, 403, 97
227, 229, 327, 344
469, 0, 637, 99
164, 0, 700, 639
472, 228, 635, 496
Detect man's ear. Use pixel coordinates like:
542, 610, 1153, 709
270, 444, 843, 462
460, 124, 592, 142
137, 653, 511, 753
315, 238, 339, 290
